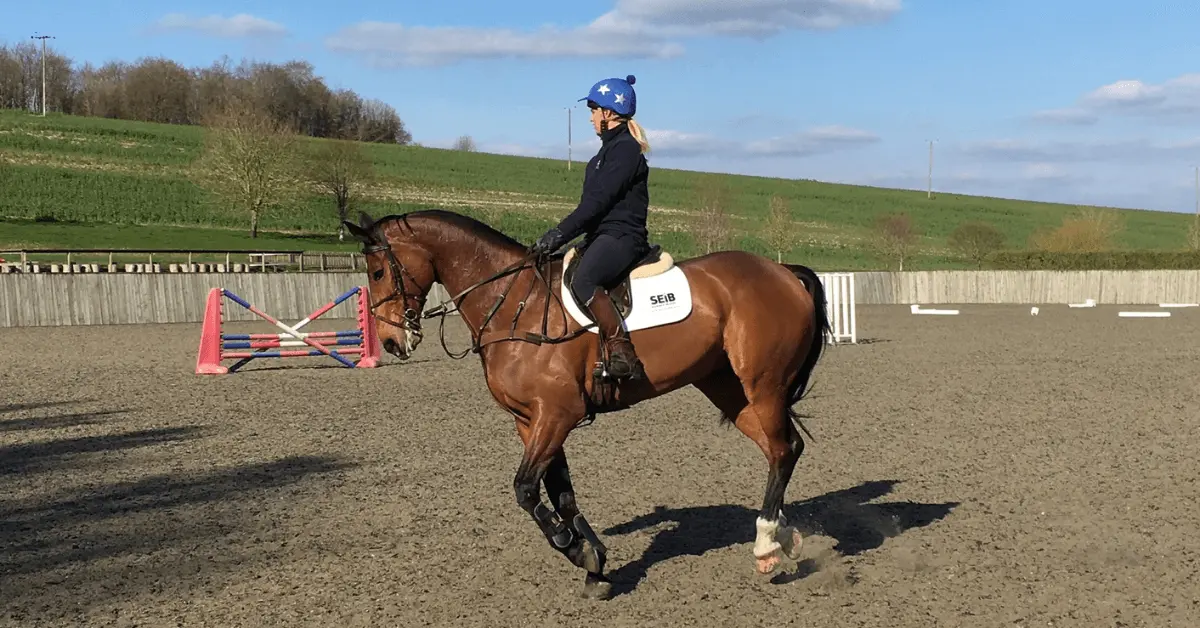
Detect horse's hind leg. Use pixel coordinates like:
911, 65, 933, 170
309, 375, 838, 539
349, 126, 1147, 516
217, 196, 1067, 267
750, 402, 805, 573
694, 369, 805, 574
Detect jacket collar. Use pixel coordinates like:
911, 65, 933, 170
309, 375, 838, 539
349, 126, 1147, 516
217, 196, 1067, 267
600, 122, 631, 145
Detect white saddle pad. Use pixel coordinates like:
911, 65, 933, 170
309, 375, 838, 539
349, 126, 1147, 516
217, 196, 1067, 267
561, 265, 693, 332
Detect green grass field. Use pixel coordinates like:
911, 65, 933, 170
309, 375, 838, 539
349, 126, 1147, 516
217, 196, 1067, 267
2, 109, 1195, 270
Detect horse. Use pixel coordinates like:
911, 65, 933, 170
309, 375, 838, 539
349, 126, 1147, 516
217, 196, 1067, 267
342, 209, 832, 600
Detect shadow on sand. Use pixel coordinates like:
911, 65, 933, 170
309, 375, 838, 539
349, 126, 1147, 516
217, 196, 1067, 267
600, 479, 959, 596
0, 408, 131, 433
0, 402, 359, 620
0, 423, 197, 477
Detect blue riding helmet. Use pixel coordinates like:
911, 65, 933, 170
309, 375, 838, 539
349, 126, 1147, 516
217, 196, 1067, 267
579, 74, 637, 117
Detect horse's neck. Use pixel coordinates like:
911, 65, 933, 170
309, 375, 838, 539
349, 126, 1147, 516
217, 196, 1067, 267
428, 241, 527, 329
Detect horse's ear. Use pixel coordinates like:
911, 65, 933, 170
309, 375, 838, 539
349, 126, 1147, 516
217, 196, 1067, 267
343, 220, 372, 244
357, 211, 375, 231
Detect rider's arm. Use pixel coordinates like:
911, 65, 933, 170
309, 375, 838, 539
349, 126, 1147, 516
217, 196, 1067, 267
554, 139, 640, 242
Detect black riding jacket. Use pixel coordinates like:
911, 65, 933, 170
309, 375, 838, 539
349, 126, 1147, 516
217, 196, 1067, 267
554, 123, 649, 246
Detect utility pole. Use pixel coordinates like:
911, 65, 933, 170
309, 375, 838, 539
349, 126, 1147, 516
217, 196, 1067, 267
566, 106, 572, 171
1194, 165, 1198, 215
927, 139, 935, 199
30, 33, 54, 116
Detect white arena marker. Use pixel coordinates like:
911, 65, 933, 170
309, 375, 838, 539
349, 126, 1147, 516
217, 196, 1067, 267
1068, 298, 1096, 308
1118, 311, 1171, 318
910, 304, 959, 315
1159, 303, 1199, 308
1030, 306, 1039, 316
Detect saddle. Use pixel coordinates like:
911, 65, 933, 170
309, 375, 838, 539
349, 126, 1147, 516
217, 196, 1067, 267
562, 243, 674, 318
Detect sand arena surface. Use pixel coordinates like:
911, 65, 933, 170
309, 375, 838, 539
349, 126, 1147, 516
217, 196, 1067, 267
1, 304, 1198, 627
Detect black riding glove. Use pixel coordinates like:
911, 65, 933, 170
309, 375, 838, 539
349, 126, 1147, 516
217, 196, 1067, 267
532, 227, 565, 255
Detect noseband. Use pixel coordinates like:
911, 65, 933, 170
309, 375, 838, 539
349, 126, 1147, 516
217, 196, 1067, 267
361, 242, 428, 342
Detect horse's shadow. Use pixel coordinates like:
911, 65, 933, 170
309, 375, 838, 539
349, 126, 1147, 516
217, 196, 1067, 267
599, 479, 958, 596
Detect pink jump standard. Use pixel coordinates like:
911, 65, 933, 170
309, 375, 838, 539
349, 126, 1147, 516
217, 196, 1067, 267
195, 285, 382, 374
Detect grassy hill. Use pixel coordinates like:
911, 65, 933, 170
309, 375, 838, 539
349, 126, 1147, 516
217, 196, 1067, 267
1, 109, 1195, 270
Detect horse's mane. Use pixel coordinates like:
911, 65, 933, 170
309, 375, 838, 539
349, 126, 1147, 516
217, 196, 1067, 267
369, 209, 528, 253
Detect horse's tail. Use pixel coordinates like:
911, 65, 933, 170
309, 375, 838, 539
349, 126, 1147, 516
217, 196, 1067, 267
782, 263, 832, 435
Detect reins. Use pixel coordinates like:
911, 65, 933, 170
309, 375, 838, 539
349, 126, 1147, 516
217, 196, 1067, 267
362, 224, 595, 360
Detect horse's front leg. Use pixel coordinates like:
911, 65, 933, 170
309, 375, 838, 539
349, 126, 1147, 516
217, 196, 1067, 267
543, 449, 612, 599
511, 413, 611, 598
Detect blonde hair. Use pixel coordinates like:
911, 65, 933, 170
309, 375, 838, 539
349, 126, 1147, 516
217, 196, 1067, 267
625, 118, 651, 154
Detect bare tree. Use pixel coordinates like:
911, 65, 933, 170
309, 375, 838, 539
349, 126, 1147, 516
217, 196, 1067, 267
191, 100, 299, 238
453, 135, 477, 151
72, 60, 128, 118
0, 41, 413, 144
306, 139, 374, 240
693, 179, 733, 254
1030, 207, 1123, 252
948, 221, 1006, 267
0, 41, 73, 113
123, 57, 192, 124
873, 212, 917, 271
762, 194, 794, 263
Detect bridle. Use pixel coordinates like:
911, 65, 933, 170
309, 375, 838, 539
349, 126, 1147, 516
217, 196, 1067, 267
359, 236, 597, 360
361, 241, 429, 344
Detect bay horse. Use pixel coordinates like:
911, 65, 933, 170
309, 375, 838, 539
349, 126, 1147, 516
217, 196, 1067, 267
342, 209, 831, 600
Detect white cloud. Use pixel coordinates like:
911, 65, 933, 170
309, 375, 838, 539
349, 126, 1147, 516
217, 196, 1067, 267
324, 23, 683, 68
149, 13, 287, 38
640, 124, 879, 157
961, 137, 1200, 163
325, 0, 901, 67
743, 125, 879, 156
1031, 73, 1200, 124
594, 0, 901, 38
444, 124, 878, 160
645, 129, 734, 156
1028, 107, 1098, 126
1020, 162, 1092, 184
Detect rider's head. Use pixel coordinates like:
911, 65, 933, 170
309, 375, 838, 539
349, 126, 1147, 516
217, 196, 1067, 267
581, 75, 650, 153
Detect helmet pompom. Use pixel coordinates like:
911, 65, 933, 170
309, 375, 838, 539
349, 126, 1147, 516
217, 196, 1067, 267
626, 74, 636, 85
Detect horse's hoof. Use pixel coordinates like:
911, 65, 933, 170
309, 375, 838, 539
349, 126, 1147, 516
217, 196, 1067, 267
779, 526, 804, 561
581, 573, 614, 600
755, 553, 781, 574
580, 541, 604, 574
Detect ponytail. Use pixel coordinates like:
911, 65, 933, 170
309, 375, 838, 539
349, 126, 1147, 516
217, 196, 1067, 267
625, 118, 651, 154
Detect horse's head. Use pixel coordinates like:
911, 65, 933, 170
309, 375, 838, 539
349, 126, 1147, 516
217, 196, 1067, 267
342, 212, 435, 360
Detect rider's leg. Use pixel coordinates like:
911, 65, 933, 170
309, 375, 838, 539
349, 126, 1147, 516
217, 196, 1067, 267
569, 235, 644, 380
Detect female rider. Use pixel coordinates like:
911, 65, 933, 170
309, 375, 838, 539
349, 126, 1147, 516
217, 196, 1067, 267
531, 74, 652, 381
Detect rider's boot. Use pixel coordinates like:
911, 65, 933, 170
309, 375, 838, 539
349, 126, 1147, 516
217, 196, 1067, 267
585, 287, 645, 381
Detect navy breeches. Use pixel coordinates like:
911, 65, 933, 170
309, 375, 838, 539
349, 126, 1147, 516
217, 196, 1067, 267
569, 234, 645, 306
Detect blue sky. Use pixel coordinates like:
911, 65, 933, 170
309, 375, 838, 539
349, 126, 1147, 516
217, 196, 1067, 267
8, 0, 1200, 213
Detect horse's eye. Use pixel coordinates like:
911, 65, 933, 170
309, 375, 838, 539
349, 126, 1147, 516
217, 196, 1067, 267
373, 269, 384, 281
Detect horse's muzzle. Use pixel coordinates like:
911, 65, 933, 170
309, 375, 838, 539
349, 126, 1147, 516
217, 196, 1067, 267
382, 329, 420, 359
382, 337, 409, 360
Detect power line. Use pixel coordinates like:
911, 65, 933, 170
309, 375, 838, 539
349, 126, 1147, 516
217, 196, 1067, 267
927, 139, 937, 199
30, 33, 55, 117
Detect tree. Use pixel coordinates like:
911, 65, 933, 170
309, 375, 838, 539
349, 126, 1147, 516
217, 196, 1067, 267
948, 221, 1006, 267
1189, 215, 1200, 251
453, 135, 477, 152
191, 100, 299, 238
307, 139, 374, 240
693, 179, 733, 254
1029, 207, 1124, 252
0, 42, 413, 144
872, 213, 917, 271
762, 194, 794, 263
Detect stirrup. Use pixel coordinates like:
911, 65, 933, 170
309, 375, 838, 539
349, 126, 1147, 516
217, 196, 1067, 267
603, 340, 644, 380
